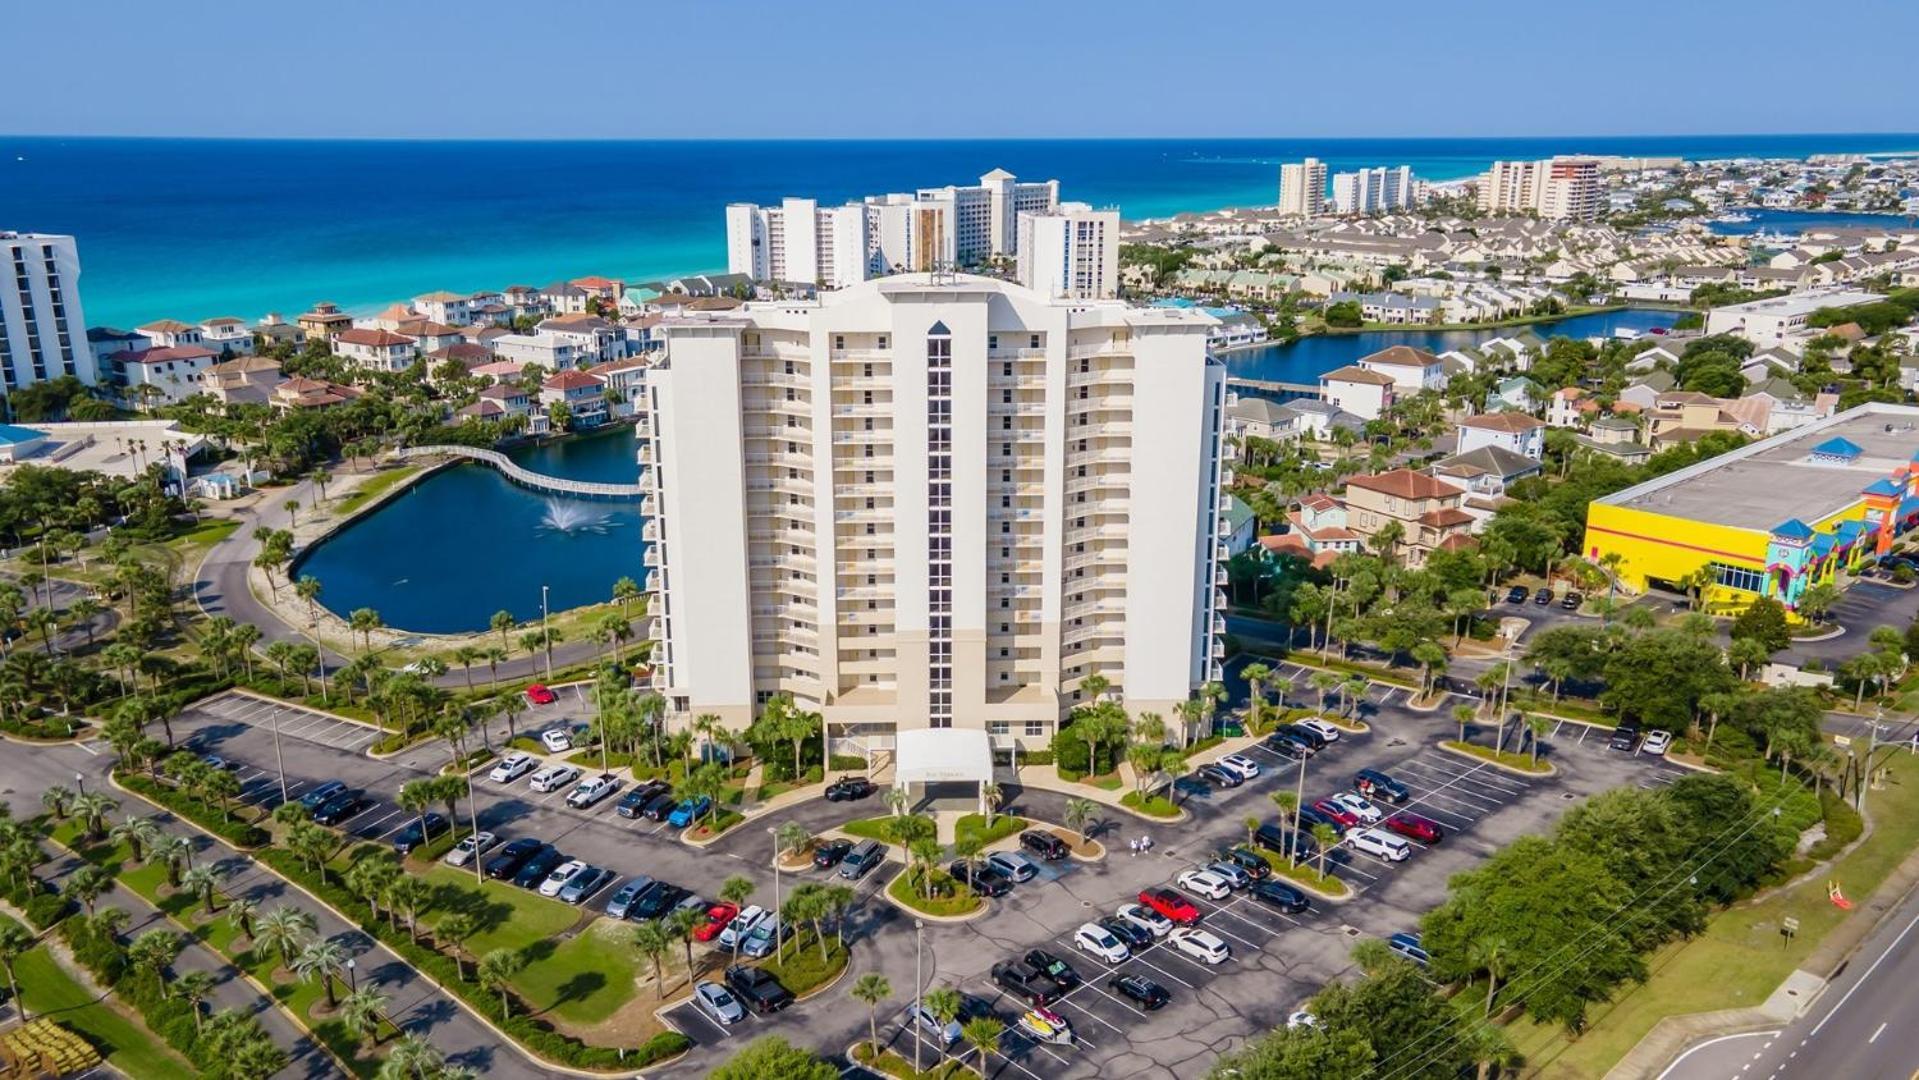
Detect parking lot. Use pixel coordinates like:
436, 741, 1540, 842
171, 675, 1694, 1078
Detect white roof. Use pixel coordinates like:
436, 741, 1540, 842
894, 728, 994, 784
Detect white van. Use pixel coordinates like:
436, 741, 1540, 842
1348, 828, 1411, 863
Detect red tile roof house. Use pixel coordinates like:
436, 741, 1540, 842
333, 328, 419, 373
539, 369, 609, 429
116, 345, 219, 406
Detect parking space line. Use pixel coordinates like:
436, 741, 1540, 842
676, 1005, 732, 1042
1126, 951, 1196, 988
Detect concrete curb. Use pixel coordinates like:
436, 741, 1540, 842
878, 866, 988, 924
1435, 740, 1558, 777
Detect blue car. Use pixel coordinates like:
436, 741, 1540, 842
667, 796, 713, 827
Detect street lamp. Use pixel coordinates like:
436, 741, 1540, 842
74, 772, 85, 797
540, 584, 553, 681
768, 826, 784, 963
914, 918, 926, 1073
345, 957, 356, 993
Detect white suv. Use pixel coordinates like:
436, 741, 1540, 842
1298, 718, 1343, 743
1217, 753, 1261, 780
1073, 922, 1131, 964
529, 764, 581, 793
488, 752, 535, 783
1169, 927, 1231, 964
1177, 868, 1231, 900
1347, 828, 1411, 863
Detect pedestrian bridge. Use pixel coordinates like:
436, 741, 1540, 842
395, 445, 646, 500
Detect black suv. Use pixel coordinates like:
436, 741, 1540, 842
1250, 879, 1310, 913
990, 960, 1055, 1006
615, 780, 671, 818
1109, 973, 1170, 1011
1275, 724, 1325, 751
724, 965, 794, 1013
485, 838, 544, 880
630, 882, 687, 920
824, 776, 877, 802
1098, 916, 1154, 950
1020, 830, 1070, 861
1353, 769, 1410, 804
1505, 585, 1529, 604
639, 792, 679, 821
1609, 724, 1641, 752
948, 860, 1011, 897
811, 838, 854, 869
391, 813, 449, 855
1254, 823, 1315, 861
512, 846, 565, 889
1021, 949, 1081, 992
1261, 733, 1308, 760
1215, 845, 1273, 880
311, 789, 366, 827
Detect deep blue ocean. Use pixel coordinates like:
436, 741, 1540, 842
4, 134, 1918, 329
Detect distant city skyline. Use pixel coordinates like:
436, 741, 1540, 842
7, 0, 1917, 140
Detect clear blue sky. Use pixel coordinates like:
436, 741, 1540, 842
7, 0, 1916, 139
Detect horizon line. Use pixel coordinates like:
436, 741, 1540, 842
6, 130, 1919, 146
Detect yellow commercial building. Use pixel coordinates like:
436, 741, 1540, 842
1582, 403, 1919, 616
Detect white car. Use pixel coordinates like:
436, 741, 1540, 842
537, 859, 586, 897
565, 773, 620, 809
1115, 902, 1173, 939
528, 764, 581, 793
1642, 729, 1673, 756
488, 752, 535, 783
718, 905, 767, 950
1329, 792, 1383, 825
1217, 753, 1262, 780
1073, 922, 1131, 964
540, 728, 573, 754
1176, 869, 1231, 901
1298, 718, 1343, 743
1347, 828, 1411, 863
444, 830, 498, 867
1169, 927, 1231, 965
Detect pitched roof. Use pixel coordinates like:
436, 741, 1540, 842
138, 319, 196, 334
1359, 344, 1442, 369
1418, 507, 1476, 529
1433, 444, 1541, 480
335, 328, 417, 347
542, 370, 603, 391
1321, 365, 1396, 387
1346, 469, 1462, 501
1811, 436, 1864, 459
122, 345, 216, 364
1459, 412, 1544, 434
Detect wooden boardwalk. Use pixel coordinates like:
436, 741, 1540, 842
396, 445, 645, 500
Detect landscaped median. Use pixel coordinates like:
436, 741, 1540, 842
883, 865, 984, 921
848, 1041, 972, 1079
0, 914, 192, 1079
1250, 849, 1352, 901
1438, 739, 1558, 776
1119, 790, 1186, 820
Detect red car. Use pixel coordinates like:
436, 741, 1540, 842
692, 902, 739, 942
1137, 887, 1202, 926
1311, 799, 1361, 831
524, 684, 558, 706
1383, 813, 1444, 845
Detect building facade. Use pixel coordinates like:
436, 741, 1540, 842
1477, 157, 1601, 220
1278, 158, 1328, 217
1016, 203, 1120, 300
637, 274, 1227, 753
1331, 166, 1414, 215
1, 232, 96, 392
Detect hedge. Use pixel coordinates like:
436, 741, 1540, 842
0, 715, 89, 741
3, 876, 72, 932
251, 846, 688, 1071
117, 773, 269, 849
828, 754, 869, 772
1807, 789, 1866, 862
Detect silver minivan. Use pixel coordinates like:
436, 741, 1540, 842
839, 839, 884, 880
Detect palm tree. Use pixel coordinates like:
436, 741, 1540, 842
476, 949, 525, 1018
1241, 662, 1271, 731
395, 779, 436, 852
630, 919, 672, 989
66, 864, 112, 917
851, 973, 892, 1059
109, 816, 158, 864
255, 905, 316, 970
348, 608, 383, 653
174, 970, 216, 1035
295, 937, 350, 1009
180, 865, 222, 915
1470, 936, 1509, 1017
40, 784, 73, 821
1064, 797, 1096, 845
489, 610, 516, 652
71, 791, 119, 840
1526, 714, 1551, 767
226, 896, 259, 944
384, 1035, 445, 1080
1309, 823, 1341, 880
775, 821, 812, 863
0, 921, 32, 1021
883, 786, 909, 819
1452, 703, 1475, 745
1309, 670, 1341, 715
961, 1016, 1006, 1078
340, 987, 390, 1049
979, 782, 1003, 827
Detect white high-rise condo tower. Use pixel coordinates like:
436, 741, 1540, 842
1016, 203, 1121, 300
0, 232, 96, 393
635, 273, 1229, 755
1278, 158, 1328, 216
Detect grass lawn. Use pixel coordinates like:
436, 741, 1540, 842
330, 466, 422, 517
754, 927, 848, 996
1509, 750, 1919, 1078
1440, 740, 1554, 773
417, 865, 583, 955
1252, 849, 1351, 897
953, 814, 1027, 850
841, 817, 900, 843
1072, 772, 1125, 791
850, 1043, 971, 1079
511, 919, 639, 1025
12, 937, 197, 1079
885, 869, 981, 919
1120, 791, 1182, 818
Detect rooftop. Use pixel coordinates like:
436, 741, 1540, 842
1597, 403, 1919, 532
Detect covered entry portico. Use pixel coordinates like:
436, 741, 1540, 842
893, 728, 996, 815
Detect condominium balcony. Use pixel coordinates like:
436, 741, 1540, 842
647, 620, 664, 640
1220, 467, 1236, 486
744, 451, 814, 469
1212, 614, 1227, 635
643, 547, 661, 568
640, 495, 658, 518
1067, 367, 1134, 388
747, 554, 818, 572
829, 348, 892, 361
644, 570, 661, 593
741, 370, 812, 389
642, 521, 661, 543
831, 374, 890, 391
1211, 638, 1226, 658
989, 401, 1047, 417
1214, 566, 1229, 586
1066, 448, 1131, 467
830, 429, 892, 445
1067, 341, 1131, 360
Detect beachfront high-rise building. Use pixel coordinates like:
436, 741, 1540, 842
636, 273, 1228, 752
1477, 157, 1601, 220
1016, 203, 1121, 300
1277, 158, 1328, 216
725, 169, 1061, 289
1331, 166, 1415, 215
0, 232, 97, 393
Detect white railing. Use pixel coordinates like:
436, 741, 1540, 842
395, 445, 645, 499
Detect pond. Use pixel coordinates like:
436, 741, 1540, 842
295, 427, 646, 634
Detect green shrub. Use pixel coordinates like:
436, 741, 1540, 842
22, 891, 71, 931
828, 754, 868, 771
1806, 789, 1865, 861
117, 772, 268, 848
755, 928, 848, 995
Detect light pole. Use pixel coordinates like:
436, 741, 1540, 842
914, 918, 926, 1073
345, 957, 356, 993
768, 826, 784, 964
540, 585, 553, 681
465, 766, 484, 884
74, 772, 86, 797
270, 697, 289, 804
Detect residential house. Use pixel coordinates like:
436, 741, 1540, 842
1259, 493, 1363, 567
537, 314, 628, 366
86, 327, 146, 379
1646, 390, 1755, 449
1221, 496, 1258, 557
539, 281, 591, 315
199, 317, 254, 356
1280, 398, 1367, 439
1331, 291, 1439, 325
199, 355, 283, 406
1546, 386, 1600, 428
1574, 416, 1652, 463
333, 328, 419, 373
120, 346, 218, 406
1342, 469, 1473, 566
457, 382, 534, 424
1487, 376, 1543, 412
296, 302, 354, 341
1357, 344, 1446, 392
1456, 412, 1545, 459
1617, 370, 1677, 412
412, 290, 473, 325
1319, 365, 1395, 420
585, 355, 649, 418
492, 333, 582, 371
1226, 396, 1292, 446
539, 369, 609, 428
270, 377, 363, 412
137, 319, 203, 350
253, 314, 305, 350
1430, 444, 1543, 499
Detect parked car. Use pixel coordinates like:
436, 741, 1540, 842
1262, 733, 1308, 760
1109, 973, 1170, 1011
639, 792, 679, 821
444, 830, 498, 867
718, 906, 768, 951
948, 860, 1011, 897
990, 960, 1056, 1006
1387, 931, 1430, 967
1169, 927, 1231, 965
1533, 587, 1553, 605
565, 773, 621, 809
1215, 845, 1272, 880
724, 965, 793, 1013
692, 902, 739, 942
1205, 861, 1253, 890
667, 796, 712, 828
1177, 869, 1231, 900
528, 765, 581, 794
741, 917, 792, 959
1347, 827, 1411, 863
1561, 591, 1584, 610
524, 684, 557, 706
1098, 915, 1154, 950
1073, 922, 1130, 964
1022, 949, 1082, 991
615, 781, 670, 818
811, 838, 854, 869
489, 752, 536, 783
902, 1002, 962, 1047
1115, 901, 1175, 938
1506, 585, 1529, 604
1353, 769, 1410, 804
538, 858, 587, 897
1294, 805, 1342, 834
631, 882, 689, 921
484, 838, 544, 880
694, 980, 745, 1026
559, 865, 615, 904
1383, 812, 1445, 844
392, 813, 449, 855
985, 850, 1039, 882
1329, 792, 1384, 825
539, 728, 573, 753
824, 776, 878, 802
838, 840, 885, 880
1277, 723, 1328, 750
299, 780, 347, 811
1609, 724, 1642, 752
1642, 729, 1674, 755
605, 875, 654, 920
512, 846, 565, 890
1297, 718, 1343, 743
311, 789, 367, 827
1021, 830, 1070, 861
1197, 763, 1242, 788
1217, 753, 1262, 780
1249, 879, 1310, 913
1138, 887, 1202, 925
1310, 799, 1361, 831
200, 754, 241, 773
1254, 824, 1315, 862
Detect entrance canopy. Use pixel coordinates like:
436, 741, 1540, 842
894, 728, 993, 785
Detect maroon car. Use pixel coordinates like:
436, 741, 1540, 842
1310, 798, 1361, 831
1383, 812, 1445, 844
